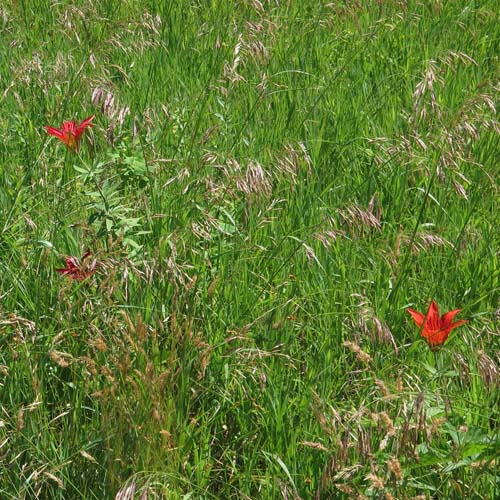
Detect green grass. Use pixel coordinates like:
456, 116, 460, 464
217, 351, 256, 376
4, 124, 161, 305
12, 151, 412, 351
1, 1, 499, 498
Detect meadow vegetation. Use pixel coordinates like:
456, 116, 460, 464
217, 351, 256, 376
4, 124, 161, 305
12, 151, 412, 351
0, 1, 499, 498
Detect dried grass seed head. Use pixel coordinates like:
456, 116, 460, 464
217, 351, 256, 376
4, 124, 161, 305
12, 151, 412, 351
477, 349, 499, 389
342, 341, 373, 364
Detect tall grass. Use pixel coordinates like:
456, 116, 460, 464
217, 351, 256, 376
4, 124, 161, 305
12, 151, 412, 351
0, 1, 499, 498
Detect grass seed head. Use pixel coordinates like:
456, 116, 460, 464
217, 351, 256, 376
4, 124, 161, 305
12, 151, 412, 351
387, 457, 403, 481
16, 408, 24, 432
375, 379, 391, 398
477, 350, 499, 388
334, 483, 354, 495
343, 341, 373, 364
366, 472, 385, 489
49, 350, 74, 368
339, 200, 381, 235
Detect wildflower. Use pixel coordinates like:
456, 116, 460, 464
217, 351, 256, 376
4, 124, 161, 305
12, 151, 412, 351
45, 115, 94, 151
56, 250, 95, 280
407, 300, 467, 347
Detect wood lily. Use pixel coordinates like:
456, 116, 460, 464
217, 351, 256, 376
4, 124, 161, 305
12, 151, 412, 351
407, 300, 467, 347
45, 115, 94, 151
56, 250, 95, 281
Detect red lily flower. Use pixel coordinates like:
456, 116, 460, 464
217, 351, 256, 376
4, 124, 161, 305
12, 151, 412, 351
45, 115, 94, 151
407, 300, 467, 347
56, 250, 95, 281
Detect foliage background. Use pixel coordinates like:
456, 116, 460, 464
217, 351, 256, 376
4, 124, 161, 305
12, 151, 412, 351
0, 1, 499, 498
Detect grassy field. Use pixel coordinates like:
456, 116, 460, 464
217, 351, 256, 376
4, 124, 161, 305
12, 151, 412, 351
1, 1, 499, 498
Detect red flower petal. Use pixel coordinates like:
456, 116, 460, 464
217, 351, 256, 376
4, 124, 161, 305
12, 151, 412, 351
423, 328, 449, 347
440, 308, 463, 328
407, 308, 425, 327
425, 300, 440, 332
442, 319, 468, 335
44, 126, 66, 140
77, 115, 95, 132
